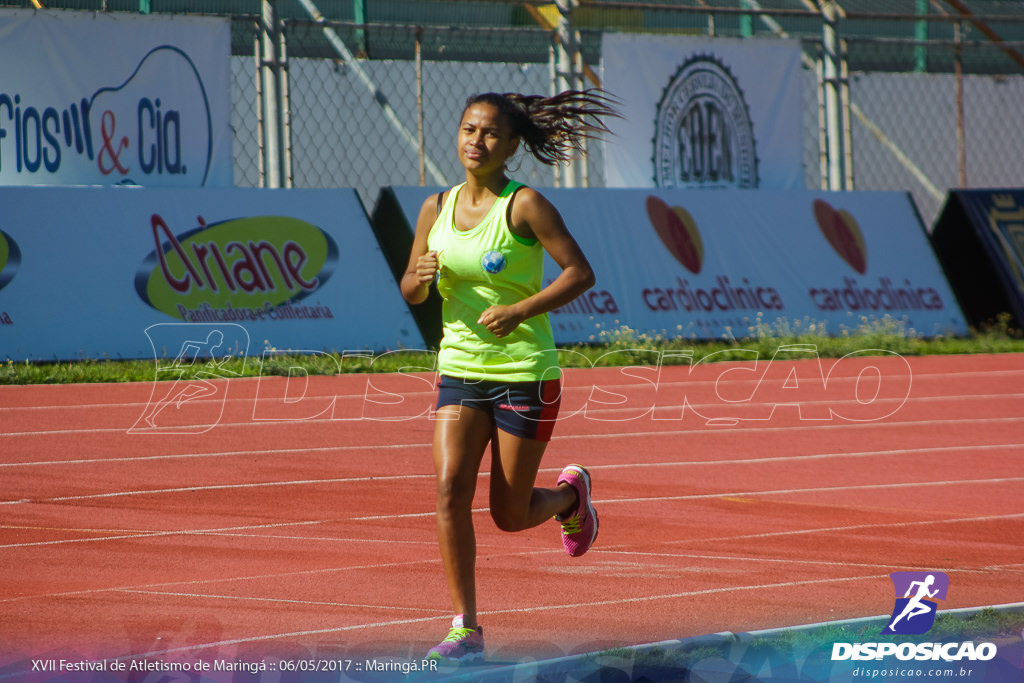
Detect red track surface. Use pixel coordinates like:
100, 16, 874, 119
2, 352, 1023, 670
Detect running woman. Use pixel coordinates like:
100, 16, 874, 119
400, 90, 617, 663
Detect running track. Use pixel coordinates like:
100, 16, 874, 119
1, 352, 1022, 671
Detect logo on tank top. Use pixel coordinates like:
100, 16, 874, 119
653, 55, 759, 189
481, 249, 507, 274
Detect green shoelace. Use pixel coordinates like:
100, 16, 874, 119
560, 512, 582, 534
442, 627, 476, 643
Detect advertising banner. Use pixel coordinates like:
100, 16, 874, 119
0, 187, 423, 360
931, 189, 1024, 329
601, 33, 805, 191
0, 9, 233, 187
380, 186, 967, 343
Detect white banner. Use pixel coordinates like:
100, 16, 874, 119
0, 187, 423, 360
382, 187, 967, 343
602, 34, 805, 190
0, 10, 233, 187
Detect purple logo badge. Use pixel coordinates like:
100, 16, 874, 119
883, 572, 949, 635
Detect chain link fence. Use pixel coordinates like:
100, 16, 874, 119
235, 16, 587, 206
5, 0, 1021, 226
217, 2, 1023, 230
281, 42, 564, 202
846, 37, 1024, 225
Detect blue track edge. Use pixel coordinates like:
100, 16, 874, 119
432, 602, 1024, 683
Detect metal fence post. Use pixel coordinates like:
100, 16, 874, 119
416, 26, 425, 186
821, 0, 845, 190
915, 0, 928, 72
353, 0, 367, 57
549, 36, 561, 188
257, 0, 292, 188
575, 27, 589, 187
740, 0, 753, 37
555, 0, 578, 188
816, 53, 828, 190
841, 36, 853, 190
954, 20, 966, 188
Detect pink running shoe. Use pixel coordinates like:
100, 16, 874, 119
426, 615, 484, 663
555, 464, 598, 557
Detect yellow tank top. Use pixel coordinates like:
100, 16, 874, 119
427, 181, 560, 382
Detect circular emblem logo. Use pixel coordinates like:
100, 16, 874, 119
653, 55, 758, 189
481, 250, 507, 274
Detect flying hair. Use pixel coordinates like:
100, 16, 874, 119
463, 89, 620, 166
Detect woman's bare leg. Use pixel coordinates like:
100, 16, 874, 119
432, 404, 493, 629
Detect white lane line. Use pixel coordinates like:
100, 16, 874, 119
3, 364, 1023, 412
3, 395, 1023, 437
7, 514, 1020, 606
611, 511, 1024, 547
351, 478, 1024, 521
0, 520, 329, 549
19, 574, 899, 661
3, 443, 1020, 507
2, 413, 1022, 454
115, 588, 441, 613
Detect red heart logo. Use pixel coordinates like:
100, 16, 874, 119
646, 196, 704, 274
813, 199, 867, 274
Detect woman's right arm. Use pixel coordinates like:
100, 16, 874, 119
400, 193, 443, 305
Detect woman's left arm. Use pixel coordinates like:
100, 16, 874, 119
477, 188, 595, 337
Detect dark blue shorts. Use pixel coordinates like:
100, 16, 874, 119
435, 375, 562, 442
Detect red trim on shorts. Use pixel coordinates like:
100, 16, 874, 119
535, 378, 562, 442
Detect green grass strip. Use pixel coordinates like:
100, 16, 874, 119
3, 314, 1022, 385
